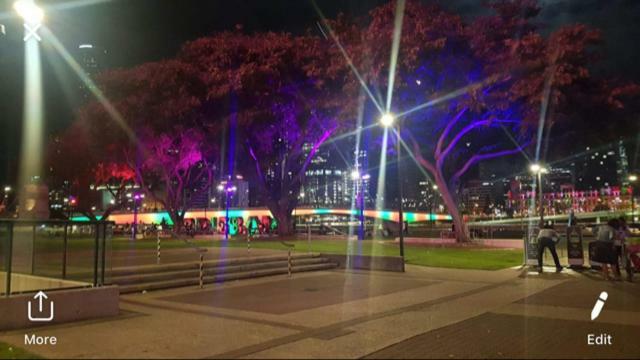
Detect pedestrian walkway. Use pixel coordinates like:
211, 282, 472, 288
1, 264, 637, 358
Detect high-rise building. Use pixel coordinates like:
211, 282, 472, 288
300, 143, 346, 207
298, 143, 371, 208
570, 141, 628, 190
212, 176, 249, 209
76, 43, 107, 100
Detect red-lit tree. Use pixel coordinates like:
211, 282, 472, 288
70, 60, 216, 231
47, 123, 136, 220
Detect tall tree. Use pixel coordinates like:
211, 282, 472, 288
70, 60, 216, 231
47, 124, 135, 220
132, 128, 215, 232
330, 0, 635, 241
178, 31, 356, 235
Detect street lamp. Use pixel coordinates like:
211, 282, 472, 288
351, 170, 369, 240
629, 174, 638, 222
132, 192, 144, 239
379, 113, 395, 128
379, 112, 405, 266
530, 163, 548, 224
14, 0, 44, 25
218, 179, 237, 241
430, 184, 439, 226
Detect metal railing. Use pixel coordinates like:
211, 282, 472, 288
1, 219, 113, 297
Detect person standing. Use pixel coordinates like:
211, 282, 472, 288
594, 219, 620, 280
537, 224, 563, 273
615, 217, 630, 278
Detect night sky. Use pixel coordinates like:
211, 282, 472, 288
1, 0, 639, 185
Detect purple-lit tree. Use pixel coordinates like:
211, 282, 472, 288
131, 128, 215, 233
178, 31, 355, 235
334, 0, 635, 241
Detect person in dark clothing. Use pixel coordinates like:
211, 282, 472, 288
537, 224, 563, 273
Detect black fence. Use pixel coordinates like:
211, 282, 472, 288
0, 219, 113, 296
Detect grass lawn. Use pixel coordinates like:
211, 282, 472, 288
0, 342, 41, 359
25, 234, 523, 271
205, 238, 523, 270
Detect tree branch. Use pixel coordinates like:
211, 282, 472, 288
293, 128, 334, 186
452, 140, 532, 183
408, 132, 437, 174
439, 118, 518, 166
435, 107, 467, 159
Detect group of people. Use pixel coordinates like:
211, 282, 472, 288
536, 216, 635, 280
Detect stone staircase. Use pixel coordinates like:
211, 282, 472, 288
111, 253, 337, 294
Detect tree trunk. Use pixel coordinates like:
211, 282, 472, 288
170, 210, 185, 235
434, 176, 468, 242
270, 207, 293, 237
276, 213, 295, 237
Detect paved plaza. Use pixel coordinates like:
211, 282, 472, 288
2, 262, 639, 359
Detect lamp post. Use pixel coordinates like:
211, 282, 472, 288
218, 179, 237, 241
131, 192, 144, 239
380, 112, 404, 264
296, 192, 305, 231
629, 174, 637, 222
351, 170, 370, 240
431, 184, 438, 227
14, 0, 44, 25
530, 164, 548, 225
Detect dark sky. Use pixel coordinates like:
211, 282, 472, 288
1, 0, 639, 185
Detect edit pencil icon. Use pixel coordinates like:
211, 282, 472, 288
591, 291, 608, 321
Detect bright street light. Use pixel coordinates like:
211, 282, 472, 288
3, 186, 11, 192
13, 0, 44, 24
350, 170, 361, 180
629, 174, 638, 182
379, 113, 395, 127
529, 163, 540, 173
529, 163, 548, 223
529, 163, 548, 174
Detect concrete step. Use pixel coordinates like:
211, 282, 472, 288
110, 252, 322, 277
111, 257, 330, 285
118, 262, 338, 294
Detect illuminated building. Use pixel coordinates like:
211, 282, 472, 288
299, 143, 370, 208
211, 176, 249, 209
76, 43, 107, 100
571, 141, 629, 190
300, 143, 346, 207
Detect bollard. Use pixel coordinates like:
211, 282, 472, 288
156, 232, 161, 264
307, 224, 311, 254
199, 254, 204, 289
247, 234, 251, 253
288, 248, 292, 278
